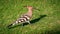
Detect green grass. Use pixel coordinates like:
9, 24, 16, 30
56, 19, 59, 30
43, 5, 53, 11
0, 0, 60, 34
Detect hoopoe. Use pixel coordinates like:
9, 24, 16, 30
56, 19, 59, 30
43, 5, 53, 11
8, 6, 33, 27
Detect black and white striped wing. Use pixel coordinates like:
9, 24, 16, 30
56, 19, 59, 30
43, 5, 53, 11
13, 15, 30, 25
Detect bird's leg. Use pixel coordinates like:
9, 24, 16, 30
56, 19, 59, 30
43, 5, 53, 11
26, 21, 31, 24
22, 23, 23, 26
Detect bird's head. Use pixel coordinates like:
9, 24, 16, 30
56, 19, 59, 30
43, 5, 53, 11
24, 6, 40, 11
24, 6, 33, 10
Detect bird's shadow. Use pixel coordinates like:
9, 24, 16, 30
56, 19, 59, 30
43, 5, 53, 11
8, 15, 47, 29
23, 15, 47, 25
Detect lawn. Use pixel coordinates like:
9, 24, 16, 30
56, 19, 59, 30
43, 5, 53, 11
0, 0, 60, 34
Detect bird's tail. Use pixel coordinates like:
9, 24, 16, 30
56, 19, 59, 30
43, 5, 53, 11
7, 20, 20, 28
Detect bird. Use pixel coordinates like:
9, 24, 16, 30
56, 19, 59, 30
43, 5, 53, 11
7, 6, 33, 27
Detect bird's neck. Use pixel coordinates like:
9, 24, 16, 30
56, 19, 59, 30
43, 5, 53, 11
26, 9, 32, 18
28, 9, 32, 13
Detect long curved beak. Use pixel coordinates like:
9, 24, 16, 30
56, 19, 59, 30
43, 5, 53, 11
33, 8, 40, 11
